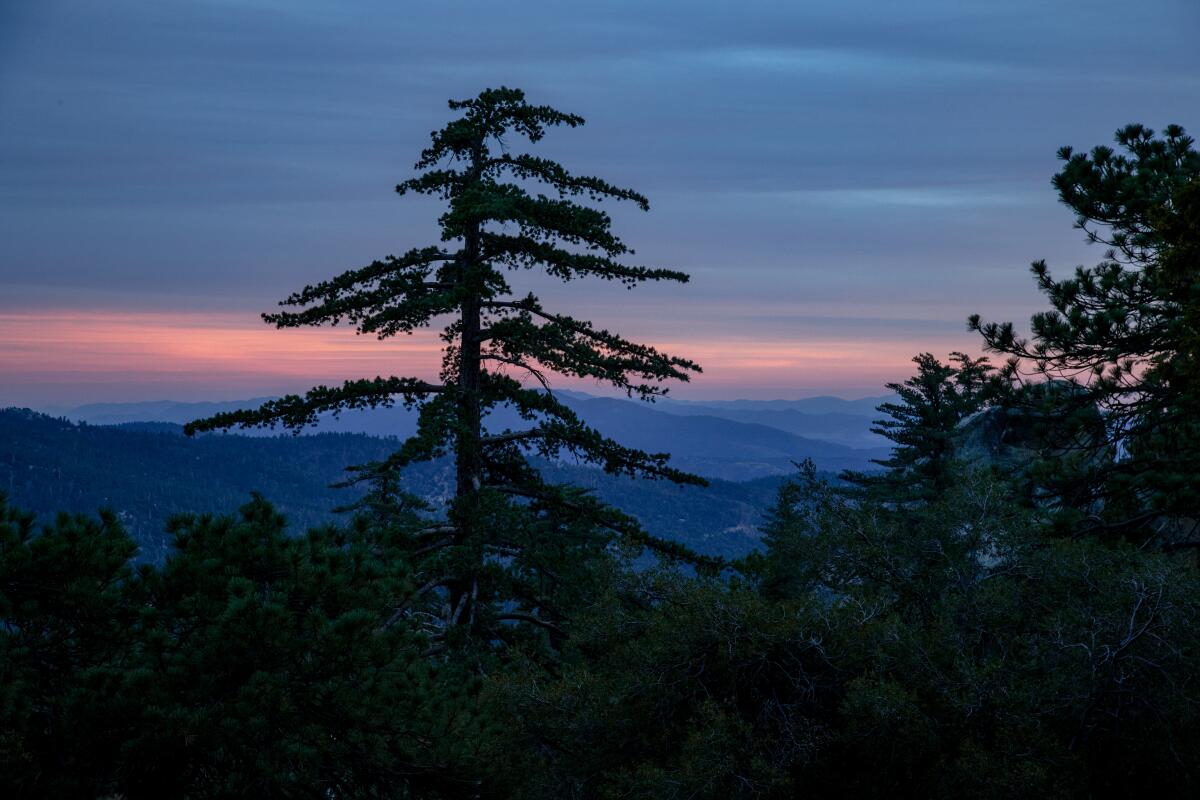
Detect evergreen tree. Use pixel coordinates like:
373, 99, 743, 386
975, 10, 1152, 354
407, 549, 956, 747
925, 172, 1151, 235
126, 498, 477, 798
756, 471, 1200, 798
185, 88, 707, 643
841, 351, 992, 503
970, 124, 1200, 542
0, 495, 140, 797
487, 470, 1200, 798
0, 493, 486, 798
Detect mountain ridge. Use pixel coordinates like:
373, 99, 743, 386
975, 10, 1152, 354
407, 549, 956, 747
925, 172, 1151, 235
0, 408, 813, 560
45, 391, 892, 470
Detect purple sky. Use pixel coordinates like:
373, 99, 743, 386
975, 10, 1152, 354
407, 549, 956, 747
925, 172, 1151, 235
1, 0, 1197, 406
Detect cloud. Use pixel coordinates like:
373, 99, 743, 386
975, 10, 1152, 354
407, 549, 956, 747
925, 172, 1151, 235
1, 0, 1196, 402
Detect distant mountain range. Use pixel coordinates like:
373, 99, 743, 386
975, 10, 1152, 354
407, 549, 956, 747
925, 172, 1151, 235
0, 409, 395, 563
1, 409, 791, 561
648, 393, 894, 416
4, 392, 892, 561
534, 395, 886, 479
2, 391, 902, 561
45, 391, 892, 479
643, 404, 886, 448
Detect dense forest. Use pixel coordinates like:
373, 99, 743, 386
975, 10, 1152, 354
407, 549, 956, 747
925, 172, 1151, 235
3, 90, 1200, 798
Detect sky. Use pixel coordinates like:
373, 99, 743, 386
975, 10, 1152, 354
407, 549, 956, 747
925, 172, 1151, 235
1, 0, 1197, 407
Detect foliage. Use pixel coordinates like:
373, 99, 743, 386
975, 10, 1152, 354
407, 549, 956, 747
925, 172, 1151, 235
970, 124, 1200, 541
773, 470, 1200, 797
840, 352, 992, 503
479, 571, 832, 800
0, 493, 492, 798
481, 470, 1200, 798
0, 495, 139, 797
184, 87, 708, 645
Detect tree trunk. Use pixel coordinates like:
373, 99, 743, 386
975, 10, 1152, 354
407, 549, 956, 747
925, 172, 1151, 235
451, 144, 486, 629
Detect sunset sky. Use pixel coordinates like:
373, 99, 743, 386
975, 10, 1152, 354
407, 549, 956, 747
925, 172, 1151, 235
2, 0, 1197, 407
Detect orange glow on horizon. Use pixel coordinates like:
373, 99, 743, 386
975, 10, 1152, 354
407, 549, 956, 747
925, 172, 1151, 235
1, 310, 442, 378
0, 310, 969, 401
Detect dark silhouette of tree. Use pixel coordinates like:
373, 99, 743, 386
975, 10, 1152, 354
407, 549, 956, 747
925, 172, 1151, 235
0, 493, 485, 797
185, 88, 707, 641
0, 495, 140, 796
486, 468, 1200, 798
840, 351, 992, 503
970, 124, 1200, 542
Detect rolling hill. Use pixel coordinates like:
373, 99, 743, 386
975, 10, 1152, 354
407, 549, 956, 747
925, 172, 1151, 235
0, 409, 820, 561
50, 393, 889, 481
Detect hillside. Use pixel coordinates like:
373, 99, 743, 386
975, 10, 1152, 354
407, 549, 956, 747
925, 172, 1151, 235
643, 405, 885, 448
0, 409, 796, 561
548, 396, 886, 478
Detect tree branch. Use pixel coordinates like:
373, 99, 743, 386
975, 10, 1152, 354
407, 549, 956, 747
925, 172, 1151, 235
480, 429, 546, 446
494, 612, 565, 635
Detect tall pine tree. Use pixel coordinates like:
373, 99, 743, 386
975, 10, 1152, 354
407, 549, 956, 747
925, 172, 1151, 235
186, 88, 708, 643
970, 124, 1200, 542
840, 351, 992, 503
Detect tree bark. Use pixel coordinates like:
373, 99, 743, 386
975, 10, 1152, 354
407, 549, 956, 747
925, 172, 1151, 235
450, 141, 487, 630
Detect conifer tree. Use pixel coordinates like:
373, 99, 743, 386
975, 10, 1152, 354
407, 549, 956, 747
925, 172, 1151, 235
185, 88, 706, 641
970, 124, 1200, 541
840, 351, 992, 503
